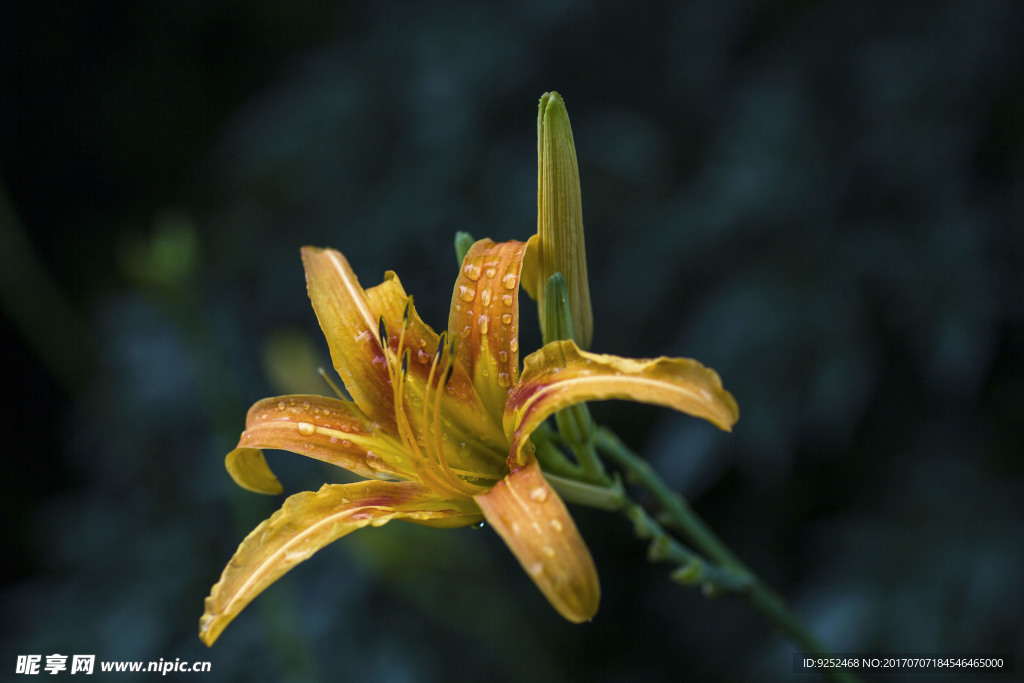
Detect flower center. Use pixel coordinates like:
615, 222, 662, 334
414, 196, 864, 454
378, 301, 494, 499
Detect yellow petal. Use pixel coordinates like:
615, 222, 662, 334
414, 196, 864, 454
474, 457, 599, 623
447, 239, 528, 418
225, 447, 283, 494
233, 394, 409, 481
506, 340, 739, 466
301, 246, 404, 430
200, 481, 481, 646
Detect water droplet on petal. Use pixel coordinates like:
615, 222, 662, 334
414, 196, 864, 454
542, 544, 556, 558
530, 486, 549, 503
463, 263, 481, 281
502, 273, 517, 289
501, 314, 512, 325
297, 422, 316, 436
478, 315, 489, 334
480, 288, 492, 306
341, 439, 352, 448
498, 350, 509, 363
502, 294, 513, 307
459, 286, 476, 302
529, 562, 544, 577
366, 451, 383, 470
549, 519, 564, 533
277, 401, 286, 411
417, 349, 430, 364
497, 372, 511, 387
510, 339, 519, 352
484, 266, 497, 279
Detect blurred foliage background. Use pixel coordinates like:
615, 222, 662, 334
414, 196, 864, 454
2, 1, 1022, 681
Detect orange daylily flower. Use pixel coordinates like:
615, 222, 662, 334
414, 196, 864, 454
199, 238, 738, 646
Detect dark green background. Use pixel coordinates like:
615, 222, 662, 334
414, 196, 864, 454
2, 1, 1022, 681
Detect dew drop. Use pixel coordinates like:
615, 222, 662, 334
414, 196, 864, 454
302, 400, 311, 411
341, 424, 351, 432
542, 544, 556, 558
497, 372, 511, 387
276, 401, 286, 411
510, 338, 519, 352
478, 316, 489, 334
502, 294, 513, 307
329, 436, 339, 444
480, 288, 492, 306
446, 385, 455, 395
484, 266, 497, 279
459, 286, 476, 302
366, 451, 383, 469
529, 562, 544, 577
502, 273, 517, 289
530, 486, 549, 503
341, 439, 352, 448
417, 349, 430, 364
549, 519, 564, 533
463, 263, 481, 281
501, 314, 512, 325
297, 422, 316, 436
498, 350, 509, 363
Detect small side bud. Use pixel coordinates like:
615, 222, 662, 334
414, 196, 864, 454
454, 231, 475, 267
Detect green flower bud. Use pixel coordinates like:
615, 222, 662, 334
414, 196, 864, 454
534, 91, 593, 349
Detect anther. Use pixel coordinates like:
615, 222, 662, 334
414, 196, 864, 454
434, 331, 448, 362
400, 348, 410, 377
378, 316, 389, 350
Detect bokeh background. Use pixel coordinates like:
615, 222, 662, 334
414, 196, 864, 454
2, 1, 1022, 681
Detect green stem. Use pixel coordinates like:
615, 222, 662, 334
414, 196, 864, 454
594, 428, 745, 571
592, 427, 860, 683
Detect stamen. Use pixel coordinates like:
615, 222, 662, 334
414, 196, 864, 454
434, 330, 448, 362
378, 316, 389, 351
317, 367, 345, 399
425, 336, 480, 497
